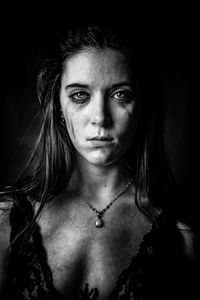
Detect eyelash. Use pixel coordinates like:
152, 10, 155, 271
69, 91, 90, 104
112, 90, 134, 102
69, 90, 135, 104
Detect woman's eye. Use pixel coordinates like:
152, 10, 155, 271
112, 90, 134, 102
70, 91, 89, 103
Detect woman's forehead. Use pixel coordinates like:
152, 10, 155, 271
61, 48, 134, 88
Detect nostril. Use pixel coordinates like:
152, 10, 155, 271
91, 117, 112, 127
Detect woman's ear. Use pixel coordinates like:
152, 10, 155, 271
60, 108, 66, 124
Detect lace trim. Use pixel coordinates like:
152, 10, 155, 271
4, 192, 61, 300
79, 283, 99, 300
5, 192, 181, 300
76, 223, 156, 300
109, 223, 156, 300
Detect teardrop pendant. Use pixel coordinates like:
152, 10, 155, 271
95, 217, 103, 228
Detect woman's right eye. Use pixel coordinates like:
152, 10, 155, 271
69, 91, 90, 104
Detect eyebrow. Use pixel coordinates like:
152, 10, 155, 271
65, 82, 135, 90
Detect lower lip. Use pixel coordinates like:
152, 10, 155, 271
87, 139, 114, 146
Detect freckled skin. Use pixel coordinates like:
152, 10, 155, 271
60, 48, 139, 166
44, 47, 147, 299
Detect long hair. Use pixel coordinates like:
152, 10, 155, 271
2, 23, 177, 251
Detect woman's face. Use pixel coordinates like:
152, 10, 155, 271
60, 47, 140, 166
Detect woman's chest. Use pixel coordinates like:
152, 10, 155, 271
39, 201, 151, 299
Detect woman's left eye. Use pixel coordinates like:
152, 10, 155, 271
112, 90, 133, 102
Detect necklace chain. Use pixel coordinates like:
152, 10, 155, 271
78, 178, 134, 228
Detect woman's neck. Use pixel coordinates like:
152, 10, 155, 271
69, 158, 133, 206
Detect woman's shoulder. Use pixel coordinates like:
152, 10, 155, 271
176, 220, 198, 262
162, 213, 198, 261
0, 189, 13, 293
0, 201, 11, 254
0, 188, 13, 230
153, 210, 198, 261
0, 188, 13, 249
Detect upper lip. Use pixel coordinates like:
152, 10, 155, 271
87, 136, 113, 141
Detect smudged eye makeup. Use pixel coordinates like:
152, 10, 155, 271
69, 91, 90, 104
111, 89, 135, 103
68, 88, 135, 105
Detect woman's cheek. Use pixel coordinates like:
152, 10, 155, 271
65, 114, 76, 142
115, 102, 135, 124
125, 102, 136, 118
68, 117, 83, 144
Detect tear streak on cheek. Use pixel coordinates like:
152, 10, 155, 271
65, 118, 76, 141
122, 107, 135, 120
124, 103, 137, 119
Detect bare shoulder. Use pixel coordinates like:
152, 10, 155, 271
176, 220, 198, 262
0, 194, 12, 245
0, 202, 11, 257
0, 192, 13, 292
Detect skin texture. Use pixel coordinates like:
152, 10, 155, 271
43, 47, 152, 299
60, 48, 139, 167
0, 47, 197, 300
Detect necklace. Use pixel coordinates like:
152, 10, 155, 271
79, 178, 134, 228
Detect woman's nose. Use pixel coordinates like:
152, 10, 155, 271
91, 94, 112, 127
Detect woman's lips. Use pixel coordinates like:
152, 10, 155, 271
87, 136, 114, 146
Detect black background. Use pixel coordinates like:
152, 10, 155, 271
0, 3, 199, 227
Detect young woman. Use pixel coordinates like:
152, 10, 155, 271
0, 22, 197, 300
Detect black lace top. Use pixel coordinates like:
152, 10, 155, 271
1, 193, 196, 300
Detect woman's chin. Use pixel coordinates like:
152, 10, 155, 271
80, 152, 121, 167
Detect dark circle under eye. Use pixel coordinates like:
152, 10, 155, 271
113, 90, 132, 101
70, 91, 89, 103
